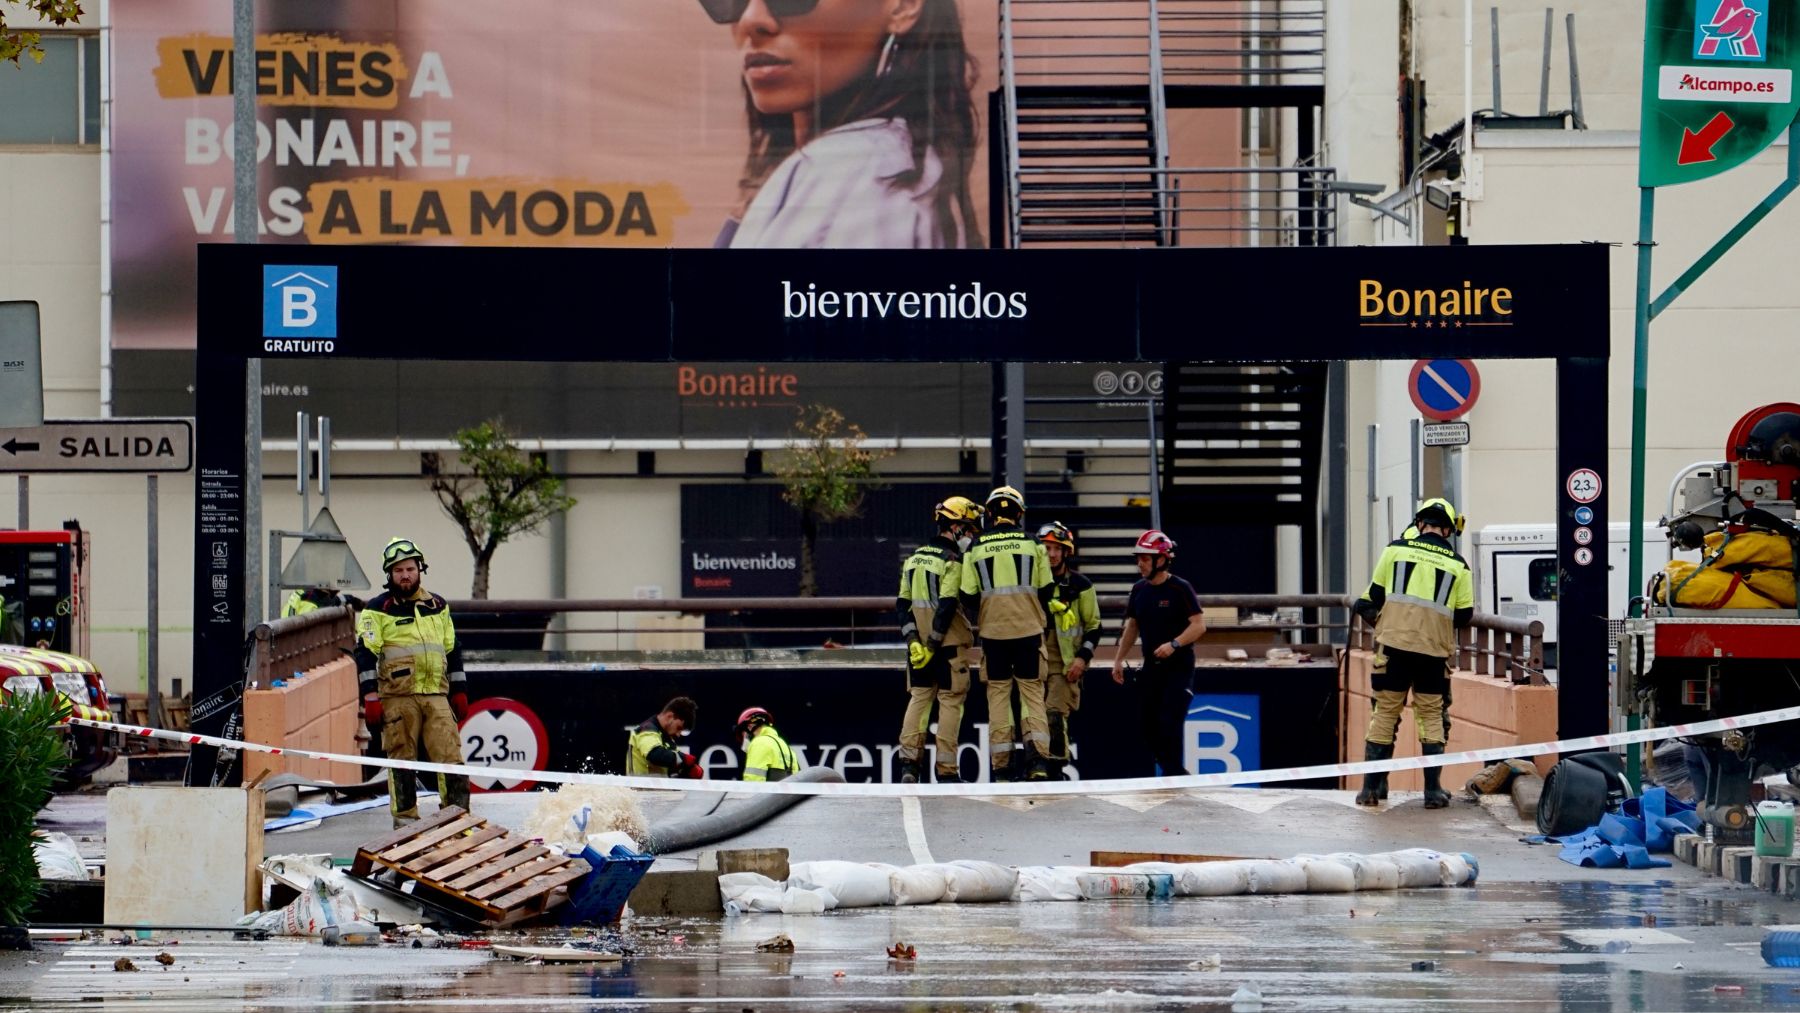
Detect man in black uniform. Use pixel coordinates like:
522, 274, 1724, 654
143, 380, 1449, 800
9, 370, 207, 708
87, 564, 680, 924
1110, 530, 1206, 777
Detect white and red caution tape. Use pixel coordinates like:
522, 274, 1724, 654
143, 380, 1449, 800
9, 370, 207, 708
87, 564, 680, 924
67, 703, 1800, 797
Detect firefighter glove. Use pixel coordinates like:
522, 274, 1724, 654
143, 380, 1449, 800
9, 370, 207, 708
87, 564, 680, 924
908, 641, 935, 670
362, 693, 384, 729
449, 692, 469, 722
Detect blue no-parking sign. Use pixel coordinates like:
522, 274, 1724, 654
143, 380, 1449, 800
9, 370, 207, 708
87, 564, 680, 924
1408, 358, 1481, 421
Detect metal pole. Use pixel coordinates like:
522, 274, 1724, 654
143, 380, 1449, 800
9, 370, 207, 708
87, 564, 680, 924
1464, 0, 1475, 151
1627, 186, 1655, 618
1490, 7, 1503, 116
235, 0, 263, 630
269, 529, 282, 624
1365, 424, 1379, 579
317, 416, 330, 509
1538, 7, 1553, 118
1003, 363, 1026, 490
1565, 14, 1585, 129
1145, 397, 1163, 532
547, 449, 568, 652
296, 410, 309, 527
15, 475, 25, 529
1409, 418, 1422, 508
146, 475, 159, 727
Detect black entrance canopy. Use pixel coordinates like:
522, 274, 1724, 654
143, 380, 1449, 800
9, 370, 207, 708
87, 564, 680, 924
191, 242, 1610, 780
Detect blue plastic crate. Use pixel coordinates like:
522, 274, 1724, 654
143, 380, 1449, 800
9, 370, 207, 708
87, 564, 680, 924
563, 845, 656, 925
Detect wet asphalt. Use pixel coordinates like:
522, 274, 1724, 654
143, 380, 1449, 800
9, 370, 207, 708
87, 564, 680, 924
10, 785, 1800, 1011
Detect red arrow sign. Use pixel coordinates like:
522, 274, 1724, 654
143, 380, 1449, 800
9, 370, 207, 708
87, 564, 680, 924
1678, 111, 1736, 165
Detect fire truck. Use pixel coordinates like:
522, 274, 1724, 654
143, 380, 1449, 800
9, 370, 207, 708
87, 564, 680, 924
1622, 403, 1800, 841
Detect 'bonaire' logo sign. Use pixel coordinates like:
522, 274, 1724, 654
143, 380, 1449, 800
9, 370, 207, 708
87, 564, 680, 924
1695, 0, 1769, 62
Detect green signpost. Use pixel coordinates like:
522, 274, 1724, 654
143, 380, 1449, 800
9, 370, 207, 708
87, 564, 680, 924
1628, 0, 1800, 787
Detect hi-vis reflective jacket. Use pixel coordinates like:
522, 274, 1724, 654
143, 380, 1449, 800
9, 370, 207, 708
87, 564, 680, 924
1354, 532, 1475, 659
742, 725, 797, 782
1044, 569, 1103, 671
958, 527, 1054, 641
628, 718, 682, 776
354, 589, 463, 697
896, 534, 974, 648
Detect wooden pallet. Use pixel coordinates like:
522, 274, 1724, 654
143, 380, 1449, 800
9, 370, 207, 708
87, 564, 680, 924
349, 806, 590, 926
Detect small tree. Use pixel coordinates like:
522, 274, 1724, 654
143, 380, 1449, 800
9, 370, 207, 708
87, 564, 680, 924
0, 691, 69, 938
423, 419, 576, 600
2, 1, 83, 66
775, 404, 890, 597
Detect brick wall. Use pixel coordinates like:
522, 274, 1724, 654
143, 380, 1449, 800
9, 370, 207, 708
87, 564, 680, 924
242, 656, 362, 785
1340, 648, 1558, 791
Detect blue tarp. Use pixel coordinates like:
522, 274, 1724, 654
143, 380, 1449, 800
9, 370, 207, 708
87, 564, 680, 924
1527, 787, 1699, 869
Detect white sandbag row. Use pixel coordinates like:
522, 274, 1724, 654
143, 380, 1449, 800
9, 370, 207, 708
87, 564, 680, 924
719, 849, 1478, 914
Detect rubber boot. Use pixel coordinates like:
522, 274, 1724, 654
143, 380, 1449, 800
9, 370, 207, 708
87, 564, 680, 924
899, 760, 920, 785
1027, 754, 1050, 781
1421, 742, 1451, 809
1356, 741, 1394, 806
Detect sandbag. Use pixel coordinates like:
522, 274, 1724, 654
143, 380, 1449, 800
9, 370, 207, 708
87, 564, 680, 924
719, 872, 786, 913
1178, 862, 1253, 896
1015, 866, 1083, 902
1657, 559, 1796, 609
889, 865, 949, 906
1322, 853, 1401, 891
1374, 850, 1444, 889
1077, 872, 1174, 900
779, 886, 831, 914
940, 860, 1017, 903
787, 861, 895, 908
1295, 857, 1356, 893
1242, 860, 1309, 894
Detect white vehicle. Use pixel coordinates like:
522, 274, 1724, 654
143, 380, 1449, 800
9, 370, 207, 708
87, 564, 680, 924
1471, 523, 1671, 672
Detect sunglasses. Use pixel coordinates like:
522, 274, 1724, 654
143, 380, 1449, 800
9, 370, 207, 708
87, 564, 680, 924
698, 0, 820, 24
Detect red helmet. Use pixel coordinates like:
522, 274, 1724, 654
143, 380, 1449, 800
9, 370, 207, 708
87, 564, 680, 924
1133, 530, 1176, 559
735, 707, 773, 734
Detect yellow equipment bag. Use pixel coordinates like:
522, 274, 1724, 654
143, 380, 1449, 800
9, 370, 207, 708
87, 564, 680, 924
1701, 530, 1795, 570
1657, 559, 1797, 609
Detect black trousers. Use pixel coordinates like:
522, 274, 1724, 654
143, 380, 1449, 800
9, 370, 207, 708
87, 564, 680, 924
1139, 657, 1194, 776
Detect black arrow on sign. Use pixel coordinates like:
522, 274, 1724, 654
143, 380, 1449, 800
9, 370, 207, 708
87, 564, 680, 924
1, 438, 39, 455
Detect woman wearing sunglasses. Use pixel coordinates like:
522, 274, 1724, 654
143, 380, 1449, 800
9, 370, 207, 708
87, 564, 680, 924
703, 0, 982, 249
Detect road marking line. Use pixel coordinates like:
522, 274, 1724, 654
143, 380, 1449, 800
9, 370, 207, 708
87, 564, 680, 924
901, 795, 934, 865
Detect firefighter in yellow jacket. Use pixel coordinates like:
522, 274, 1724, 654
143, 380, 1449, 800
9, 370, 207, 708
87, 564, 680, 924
1352, 499, 1474, 810
736, 707, 798, 782
896, 496, 983, 783
355, 537, 469, 827
959, 486, 1055, 781
1038, 522, 1101, 781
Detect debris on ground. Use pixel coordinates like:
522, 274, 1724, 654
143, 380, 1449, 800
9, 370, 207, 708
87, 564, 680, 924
523, 786, 648, 848
755, 934, 795, 953
154, 952, 174, 966
1189, 953, 1223, 972
113, 958, 137, 972
1229, 983, 1262, 1008
886, 941, 917, 960
1412, 960, 1436, 971
350, 807, 593, 928
1464, 759, 1537, 798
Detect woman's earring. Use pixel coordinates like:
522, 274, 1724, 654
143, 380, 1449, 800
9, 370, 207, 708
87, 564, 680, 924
876, 33, 898, 78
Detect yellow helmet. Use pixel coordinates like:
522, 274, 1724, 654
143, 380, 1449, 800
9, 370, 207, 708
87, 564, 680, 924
1414, 498, 1466, 535
985, 485, 1025, 524
933, 496, 984, 527
380, 537, 427, 572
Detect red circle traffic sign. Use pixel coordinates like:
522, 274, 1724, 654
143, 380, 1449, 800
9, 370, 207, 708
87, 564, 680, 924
1408, 359, 1482, 421
459, 696, 550, 793
1566, 468, 1602, 505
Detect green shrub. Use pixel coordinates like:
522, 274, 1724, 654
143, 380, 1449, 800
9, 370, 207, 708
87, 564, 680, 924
0, 691, 70, 928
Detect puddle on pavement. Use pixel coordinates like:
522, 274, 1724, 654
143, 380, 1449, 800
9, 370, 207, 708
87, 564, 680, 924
11, 881, 1800, 1011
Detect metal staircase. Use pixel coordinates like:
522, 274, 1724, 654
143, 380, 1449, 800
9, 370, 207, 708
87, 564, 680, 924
998, 0, 1330, 249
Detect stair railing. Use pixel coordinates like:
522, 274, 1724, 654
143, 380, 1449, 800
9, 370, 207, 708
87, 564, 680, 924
1145, 0, 1173, 246
1000, 0, 1025, 248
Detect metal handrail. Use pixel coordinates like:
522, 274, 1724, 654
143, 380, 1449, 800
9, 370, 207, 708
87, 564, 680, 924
1144, 0, 1174, 247
1001, 0, 1025, 247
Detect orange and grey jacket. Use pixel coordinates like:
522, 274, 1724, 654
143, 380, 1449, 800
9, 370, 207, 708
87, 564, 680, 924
1354, 532, 1475, 659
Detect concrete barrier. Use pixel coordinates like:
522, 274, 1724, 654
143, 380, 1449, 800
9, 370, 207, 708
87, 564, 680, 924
1340, 648, 1558, 792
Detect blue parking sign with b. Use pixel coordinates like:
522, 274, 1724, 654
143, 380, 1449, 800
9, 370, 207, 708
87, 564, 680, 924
263, 265, 338, 338
1184, 695, 1261, 785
